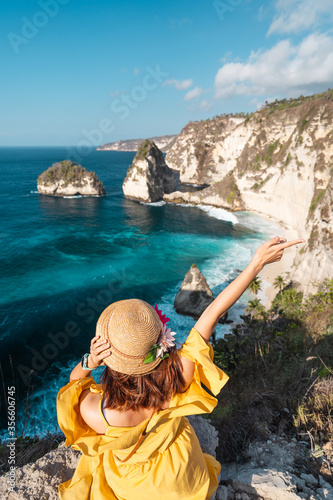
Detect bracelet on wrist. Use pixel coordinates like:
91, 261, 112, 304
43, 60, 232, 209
81, 353, 93, 371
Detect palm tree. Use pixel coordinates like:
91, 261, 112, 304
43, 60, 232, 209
246, 298, 262, 319
248, 277, 262, 296
273, 275, 286, 291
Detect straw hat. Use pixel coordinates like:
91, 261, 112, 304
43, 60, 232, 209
96, 299, 163, 375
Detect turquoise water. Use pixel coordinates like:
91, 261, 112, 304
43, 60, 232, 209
0, 147, 281, 436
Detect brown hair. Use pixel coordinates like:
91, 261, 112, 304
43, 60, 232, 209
99, 346, 185, 411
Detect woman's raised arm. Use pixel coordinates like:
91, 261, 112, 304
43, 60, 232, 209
193, 236, 305, 342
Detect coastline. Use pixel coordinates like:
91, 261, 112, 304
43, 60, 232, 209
164, 198, 301, 309
253, 213, 300, 308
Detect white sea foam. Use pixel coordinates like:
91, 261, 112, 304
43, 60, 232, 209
63, 195, 83, 199
30, 190, 39, 194
236, 211, 283, 236
165, 201, 239, 224
140, 200, 166, 206
197, 204, 239, 224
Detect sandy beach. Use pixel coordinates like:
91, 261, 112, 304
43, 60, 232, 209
252, 212, 302, 309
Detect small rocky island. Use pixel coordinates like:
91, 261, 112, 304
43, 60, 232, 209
122, 139, 176, 203
37, 160, 106, 197
174, 264, 228, 323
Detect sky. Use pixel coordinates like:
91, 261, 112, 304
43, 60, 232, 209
0, 0, 333, 147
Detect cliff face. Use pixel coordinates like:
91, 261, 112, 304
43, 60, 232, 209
37, 161, 106, 197
97, 135, 177, 152
122, 139, 176, 203
165, 91, 333, 295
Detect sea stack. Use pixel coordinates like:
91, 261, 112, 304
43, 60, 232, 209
37, 160, 106, 197
174, 264, 229, 323
174, 264, 214, 318
122, 139, 176, 203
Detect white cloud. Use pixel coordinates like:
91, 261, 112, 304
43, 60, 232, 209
134, 68, 140, 76
184, 87, 203, 101
268, 0, 333, 35
214, 33, 333, 99
220, 51, 233, 64
199, 100, 213, 111
163, 79, 193, 90
258, 5, 266, 22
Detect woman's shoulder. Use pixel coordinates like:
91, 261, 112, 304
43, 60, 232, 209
79, 388, 108, 434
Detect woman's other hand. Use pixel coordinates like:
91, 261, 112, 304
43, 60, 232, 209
88, 335, 110, 369
252, 235, 305, 270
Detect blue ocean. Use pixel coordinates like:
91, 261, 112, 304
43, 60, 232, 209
0, 147, 281, 437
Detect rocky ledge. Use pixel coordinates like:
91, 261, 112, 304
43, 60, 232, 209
37, 160, 106, 197
1, 424, 331, 499
122, 139, 176, 203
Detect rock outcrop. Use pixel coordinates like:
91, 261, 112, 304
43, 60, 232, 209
122, 139, 176, 203
97, 134, 177, 152
37, 160, 106, 197
0, 417, 218, 500
174, 264, 214, 318
219, 434, 333, 500
165, 91, 333, 296
174, 264, 228, 323
2, 428, 331, 499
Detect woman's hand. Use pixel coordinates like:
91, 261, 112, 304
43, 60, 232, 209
88, 335, 111, 369
252, 235, 305, 270
194, 235, 305, 342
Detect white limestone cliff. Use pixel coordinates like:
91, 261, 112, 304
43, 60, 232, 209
164, 91, 333, 295
122, 139, 176, 203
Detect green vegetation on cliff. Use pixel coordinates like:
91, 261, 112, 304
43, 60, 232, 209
212, 280, 333, 465
37, 160, 105, 191
135, 139, 164, 162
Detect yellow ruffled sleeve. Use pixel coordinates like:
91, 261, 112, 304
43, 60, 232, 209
56, 376, 102, 449
168, 327, 229, 416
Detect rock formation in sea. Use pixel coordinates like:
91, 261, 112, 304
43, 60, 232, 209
164, 90, 333, 295
174, 264, 214, 318
37, 160, 106, 197
97, 134, 177, 152
174, 264, 228, 323
122, 139, 176, 203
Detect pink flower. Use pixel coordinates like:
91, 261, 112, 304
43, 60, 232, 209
156, 324, 176, 358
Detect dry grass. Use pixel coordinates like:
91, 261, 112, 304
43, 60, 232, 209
0, 432, 65, 476
294, 377, 333, 444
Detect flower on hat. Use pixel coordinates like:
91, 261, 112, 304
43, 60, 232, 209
154, 304, 170, 326
156, 324, 176, 358
143, 306, 176, 365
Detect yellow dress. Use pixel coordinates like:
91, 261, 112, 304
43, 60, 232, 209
56, 328, 229, 499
